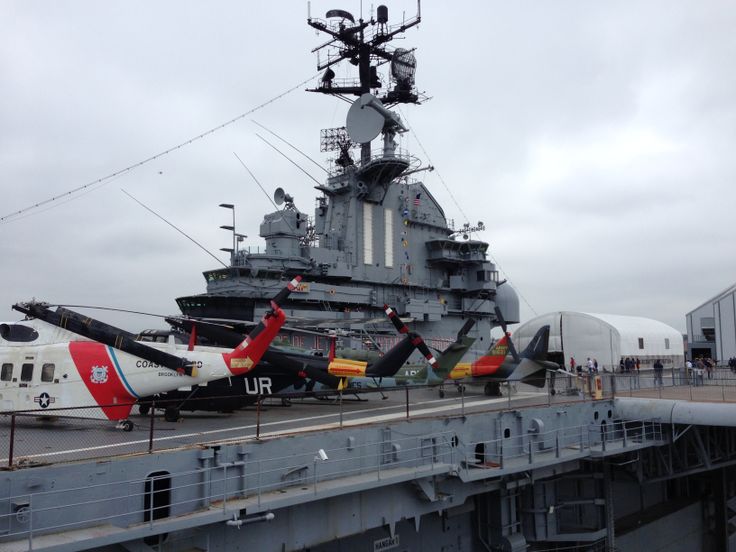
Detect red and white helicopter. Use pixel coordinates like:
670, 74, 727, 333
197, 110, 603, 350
0, 277, 301, 430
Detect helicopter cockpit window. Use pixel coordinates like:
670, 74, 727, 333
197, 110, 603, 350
0, 324, 39, 342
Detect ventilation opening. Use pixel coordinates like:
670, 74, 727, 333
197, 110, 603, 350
144, 471, 171, 546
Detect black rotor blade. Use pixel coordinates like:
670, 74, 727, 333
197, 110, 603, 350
13, 302, 197, 375
411, 333, 438, 368
383, 304, 409, 334
383, 304, 437, 368
456, 318, 476, 341
494, 306, 519, 363
166, 317, 242, 348
261, 349, 339, 388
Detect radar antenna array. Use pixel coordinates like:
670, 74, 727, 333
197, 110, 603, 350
307, 3, 422, 106
320, 127, 357, 168
320, 127, 357, 153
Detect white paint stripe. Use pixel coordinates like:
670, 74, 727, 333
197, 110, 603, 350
253, 394, 538, 440
3, 392, 539, 462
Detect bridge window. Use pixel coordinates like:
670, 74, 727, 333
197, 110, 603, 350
476, 270, 492, 282
20, 364, 33, 382
1, 363, 12, 381
41, 363, 55, 383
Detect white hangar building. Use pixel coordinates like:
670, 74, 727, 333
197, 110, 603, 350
512, 312, 685, 371
686, 282, 736, 362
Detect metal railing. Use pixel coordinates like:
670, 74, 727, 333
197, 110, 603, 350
547, 366, 736, 401
2, 369, 734, 469
0, 417, 669, 549
0, 430, 458, 546
462, 419, 666, 474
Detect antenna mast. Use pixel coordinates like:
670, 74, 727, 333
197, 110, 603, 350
307, 3, 421, 103
307, 3, 422, 162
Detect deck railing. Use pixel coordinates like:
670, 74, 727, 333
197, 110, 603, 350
2, 368, 735, 468
0, 417, 667, 549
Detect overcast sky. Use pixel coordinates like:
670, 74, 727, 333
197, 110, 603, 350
2, 1, 734, 335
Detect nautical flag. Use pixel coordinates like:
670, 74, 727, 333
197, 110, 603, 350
413, 193, 421, 206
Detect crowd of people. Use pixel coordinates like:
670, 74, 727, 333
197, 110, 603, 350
619, 357, 641, 373
563, 352, 736, 393
569, 356, 602, 374
568, 357, 602, 397
568, 355, 666, 388
685, 357, 716, 385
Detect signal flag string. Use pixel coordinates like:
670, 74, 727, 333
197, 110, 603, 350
398, 106, 538, 317
0, 72, 321, 225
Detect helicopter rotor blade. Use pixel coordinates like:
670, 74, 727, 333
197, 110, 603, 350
494, 306, 520, 363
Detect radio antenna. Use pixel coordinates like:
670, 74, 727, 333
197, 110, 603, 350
233, 152, 296, 233
252, 120, 328, 174
255, 133, 322, 186
121, 189, 228, 269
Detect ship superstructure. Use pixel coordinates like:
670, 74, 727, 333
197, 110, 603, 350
176, 5, 519, 356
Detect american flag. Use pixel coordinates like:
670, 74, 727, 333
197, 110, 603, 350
413, 193, 421, 206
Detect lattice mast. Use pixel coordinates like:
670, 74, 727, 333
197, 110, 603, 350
307, 3, 422, 163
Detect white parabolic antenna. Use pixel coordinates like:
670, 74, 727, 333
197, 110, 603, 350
346, 93, 385, 144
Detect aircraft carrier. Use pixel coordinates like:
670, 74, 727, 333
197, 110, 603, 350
4, 4, 736, 552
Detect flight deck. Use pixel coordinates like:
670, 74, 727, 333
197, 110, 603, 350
5, 372, 736, 551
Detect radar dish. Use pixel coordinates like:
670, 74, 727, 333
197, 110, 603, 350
274, 187, 286, 206
391, 48, 416, 86
325, 9, 355, 23
346, 93, 385, 144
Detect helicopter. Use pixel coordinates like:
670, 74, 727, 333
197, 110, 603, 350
0, 277, 301, 430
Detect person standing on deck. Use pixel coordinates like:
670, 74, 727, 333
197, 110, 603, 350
695, 358, 705, 386
653, 359, 663, 387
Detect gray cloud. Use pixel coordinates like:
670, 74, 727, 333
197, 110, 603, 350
2, 0, 735, 335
